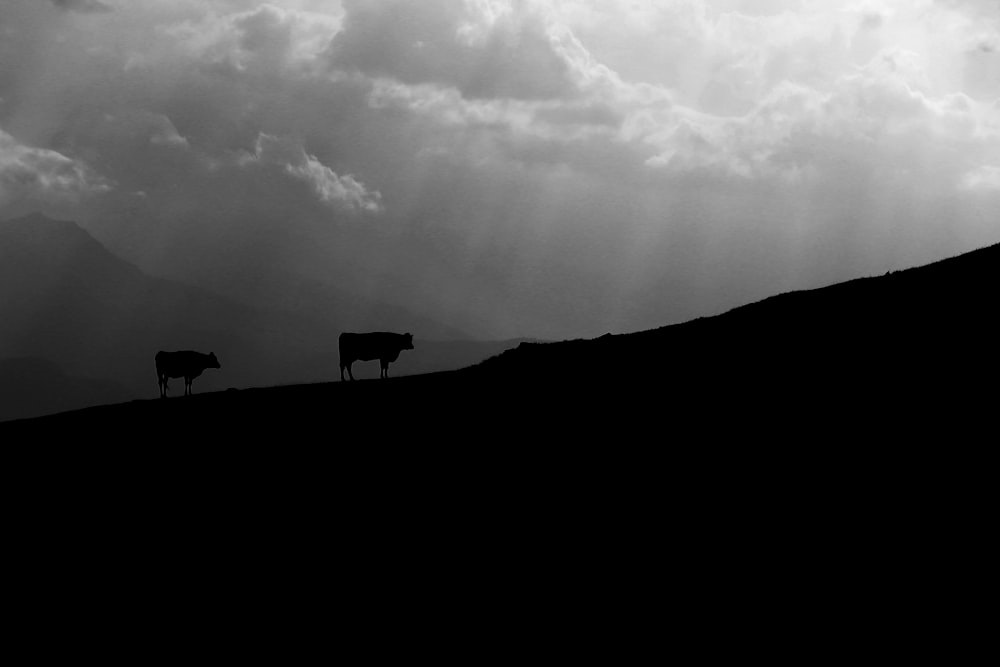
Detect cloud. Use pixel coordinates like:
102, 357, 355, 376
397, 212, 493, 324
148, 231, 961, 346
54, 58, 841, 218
960, 165, 1000, 190
335, 1, 998, 189
0, 128, 111, 206
239, 134, 383, 213
630, 41, 1000, 186
165, 3, 342, 73
327, 0, 582, 100
288, 157, 384, 213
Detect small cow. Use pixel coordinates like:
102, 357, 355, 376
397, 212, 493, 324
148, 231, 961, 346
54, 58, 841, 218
155, 350, 221, 398
339, 332, 414, 381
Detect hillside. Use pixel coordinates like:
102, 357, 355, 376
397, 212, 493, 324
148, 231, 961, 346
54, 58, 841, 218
7, 235, 1000, 436
475, 239, 1000, 396
4, 241, 992, 628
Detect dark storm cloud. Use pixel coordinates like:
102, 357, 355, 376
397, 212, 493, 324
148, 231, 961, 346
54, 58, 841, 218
50, 0, 113, 13
327, 0, 580, 101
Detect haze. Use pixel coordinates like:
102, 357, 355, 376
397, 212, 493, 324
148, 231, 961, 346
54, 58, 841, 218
2, 0, 999, 339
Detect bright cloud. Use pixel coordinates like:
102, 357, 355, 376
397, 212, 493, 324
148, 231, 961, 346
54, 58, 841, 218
961, 165, 1000, 190
240, 133, 383, 213
0, 128, 111, 206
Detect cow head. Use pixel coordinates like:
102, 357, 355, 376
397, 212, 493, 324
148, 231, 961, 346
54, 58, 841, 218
209, 352, 221, 369
404, 333, 414, 350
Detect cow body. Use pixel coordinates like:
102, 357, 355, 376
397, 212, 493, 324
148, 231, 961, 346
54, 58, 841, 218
155, 350, 221, 397
339, 332, 414, 381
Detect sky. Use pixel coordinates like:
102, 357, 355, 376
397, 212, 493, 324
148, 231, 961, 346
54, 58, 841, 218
2, 0, 999, 339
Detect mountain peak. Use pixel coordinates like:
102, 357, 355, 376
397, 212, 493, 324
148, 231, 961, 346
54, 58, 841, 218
9, 211, 58, 222
1, 211, 94, 241
3, 210, 80, 229
0, 210, 145, 290
0, 211, 123, 259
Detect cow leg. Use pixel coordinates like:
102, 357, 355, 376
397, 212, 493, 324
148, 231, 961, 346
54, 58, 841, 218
347, 363, 355, 381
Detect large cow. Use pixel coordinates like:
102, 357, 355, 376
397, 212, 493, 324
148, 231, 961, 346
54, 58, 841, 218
155, 350, 221, 397
339, 332, 414, 381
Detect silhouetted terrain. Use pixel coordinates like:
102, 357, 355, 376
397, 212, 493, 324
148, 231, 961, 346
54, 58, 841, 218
4, 240, 992, 648
7, 234, 999, 437
475, 240, 1000, 402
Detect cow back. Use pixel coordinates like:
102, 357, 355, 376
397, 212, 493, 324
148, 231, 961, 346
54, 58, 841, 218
339, 332, 413, 362
155, 350, 218, 378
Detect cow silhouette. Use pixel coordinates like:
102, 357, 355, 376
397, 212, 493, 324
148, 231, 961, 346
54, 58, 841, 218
339, 332, 414, 380
155, 350, 221, 397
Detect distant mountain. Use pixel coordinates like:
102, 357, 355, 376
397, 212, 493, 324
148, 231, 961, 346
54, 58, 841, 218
0, 357, 130, 422
0, 213, 522, 421
0, 213, 325, 394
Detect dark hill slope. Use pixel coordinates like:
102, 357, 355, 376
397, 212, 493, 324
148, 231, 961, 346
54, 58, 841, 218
3, 243, 993, 649
471, 241, 1000, 399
